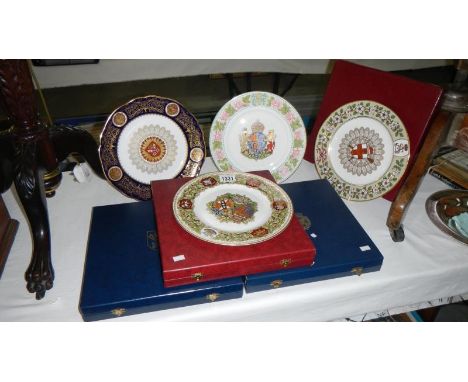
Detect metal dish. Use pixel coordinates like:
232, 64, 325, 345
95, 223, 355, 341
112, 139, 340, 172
425, 189, 468, 245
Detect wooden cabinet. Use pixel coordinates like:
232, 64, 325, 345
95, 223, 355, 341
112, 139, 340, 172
0, 195, 18, 277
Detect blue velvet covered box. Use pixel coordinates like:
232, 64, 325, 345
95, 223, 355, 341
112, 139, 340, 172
79, 201, 243, 321
243, 179, 384, 292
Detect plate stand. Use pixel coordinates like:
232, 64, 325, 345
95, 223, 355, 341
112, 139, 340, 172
386, 110, 451, 241
387, 60, 468, 241
0, 59, 104, 299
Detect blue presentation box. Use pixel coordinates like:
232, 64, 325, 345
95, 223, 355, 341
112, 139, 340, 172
244, 179, 384, 292
79, 201, 243, 321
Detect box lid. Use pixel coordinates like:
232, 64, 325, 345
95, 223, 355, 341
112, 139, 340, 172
151, 171, 316, 288
304, 60, 443, 201
244, 179, 384, 292
79, 201, 243, 321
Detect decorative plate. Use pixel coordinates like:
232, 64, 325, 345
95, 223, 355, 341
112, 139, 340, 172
99, 95, 205, 200
173, 172, 293, 246
426, 190, 468, 245
314, 100, 410, 201
209, 91, 307, 183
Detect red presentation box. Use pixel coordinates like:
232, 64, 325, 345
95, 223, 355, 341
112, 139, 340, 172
305, 60, 443, 201
151, 171, 316, 288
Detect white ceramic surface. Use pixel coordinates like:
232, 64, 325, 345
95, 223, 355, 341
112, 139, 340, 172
117, 114, 188, 185
173, 172, 293, 246
193, 183, 272, 234
314, 100, 410, 201
99, 95, 205, 200
210, 92, 307, 183
222, 107, 293, 172
328, 116, 394, 186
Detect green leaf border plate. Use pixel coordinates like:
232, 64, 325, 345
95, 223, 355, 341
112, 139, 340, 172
173, 172, 294, 246
314, 100, 411, 201
209, 91, 307, 183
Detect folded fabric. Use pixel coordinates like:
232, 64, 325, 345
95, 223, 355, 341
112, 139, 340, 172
449, 212, 468, 238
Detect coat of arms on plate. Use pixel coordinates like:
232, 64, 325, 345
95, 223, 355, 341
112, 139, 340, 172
128, 124, 177, 175
339, 127, 385, 176
239, 120, 276, 160
207, 193, 258, 224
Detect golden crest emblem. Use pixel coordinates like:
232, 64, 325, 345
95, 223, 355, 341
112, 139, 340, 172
239, 120, 275, 160
140, 137, 166, 162
208, 193, 258, 224
140, 136, 167, 163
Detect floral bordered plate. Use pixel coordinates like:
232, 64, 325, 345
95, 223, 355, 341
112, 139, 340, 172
209, 91, 307, 183
425, 190, 468, 245
314, 100, 410, 201
173, 172, 293, 246
99, 95, 205, 200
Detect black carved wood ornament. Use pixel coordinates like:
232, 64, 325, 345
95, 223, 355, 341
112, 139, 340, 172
0, 59, 103, 299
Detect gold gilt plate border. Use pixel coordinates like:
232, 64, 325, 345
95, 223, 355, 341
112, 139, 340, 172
99, 95, 205, 200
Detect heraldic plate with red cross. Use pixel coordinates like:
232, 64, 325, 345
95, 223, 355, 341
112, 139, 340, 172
305, 60, 443, 202
151, 171, 316, 288
314, 100, 411, 201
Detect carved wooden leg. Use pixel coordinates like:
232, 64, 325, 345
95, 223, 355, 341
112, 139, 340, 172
386, 111, 452, 241
1, 59, 61, 298
14, 140, 54, 299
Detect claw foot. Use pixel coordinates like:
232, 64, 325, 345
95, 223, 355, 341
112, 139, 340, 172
25, 257, 54, 300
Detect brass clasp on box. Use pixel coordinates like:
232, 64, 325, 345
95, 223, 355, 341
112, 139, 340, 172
111, 308, 126, 317
351, 267, 364, 276
280, 258, 292, 268
270, 279, 283, 289
206, 293, 220, 302
192, 272, 203, 281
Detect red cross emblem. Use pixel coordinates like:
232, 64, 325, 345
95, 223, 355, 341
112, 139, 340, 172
351, 143, 373, 159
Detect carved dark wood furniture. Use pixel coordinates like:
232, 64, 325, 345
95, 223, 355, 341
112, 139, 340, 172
0, 59, 103, 299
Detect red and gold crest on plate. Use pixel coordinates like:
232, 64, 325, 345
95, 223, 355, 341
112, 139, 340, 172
140, 136, 167, 163
208, 193, 258, 224
165, 102, 180, 117
178, 199, 193, 209
200, 177, 217, 187
251, 227, 269, 237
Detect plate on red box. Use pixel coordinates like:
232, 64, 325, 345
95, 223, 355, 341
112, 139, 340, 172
314, 100, 410, 201
173, 172, 293, 246
99, 95, 205, 200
